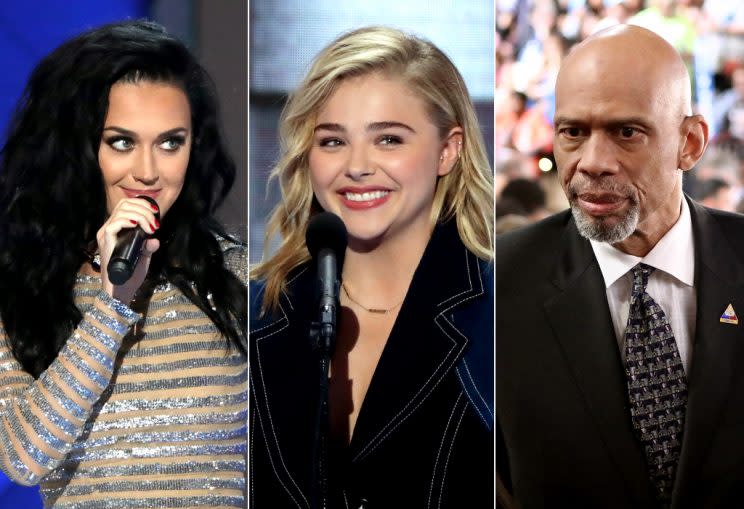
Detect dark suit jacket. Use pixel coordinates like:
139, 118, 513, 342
250, 221, 494, 508
497, 198, 744, 508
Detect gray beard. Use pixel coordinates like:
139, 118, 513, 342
570, 201, 640, 244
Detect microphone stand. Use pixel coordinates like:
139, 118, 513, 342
309, 248, 339, 509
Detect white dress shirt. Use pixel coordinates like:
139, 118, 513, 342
589, 198, 696, 374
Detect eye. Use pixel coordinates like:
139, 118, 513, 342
559, 126, 584, 139
107, 137, 134, 152
378, 134, 402, 146
619, 126, 638, 138
318, 137, 344, 148
159, 136, 186, 152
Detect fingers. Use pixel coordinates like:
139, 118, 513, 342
108, 198, 160, 235
96, 198, 162, 303
141, 238, 160, 257
97, 199, 159, 249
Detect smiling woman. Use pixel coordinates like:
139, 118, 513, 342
309, 73, 463, 251
98, 81, 192, 218
250, 26, 494, 507
0, 20, 247, 508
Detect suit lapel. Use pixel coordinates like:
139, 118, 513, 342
250, 267, 317, 509
543, 220, 653, 502
349, 222, 481, 462
672, 201, 744, 506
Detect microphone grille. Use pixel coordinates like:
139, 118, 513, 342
305, 212, 348, 260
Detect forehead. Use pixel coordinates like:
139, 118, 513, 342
317, 73, 430, 123
555, 56, 675, 126
105, 81, 191, 128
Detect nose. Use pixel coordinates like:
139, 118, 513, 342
133, 147, 159, 183
576, 132, 620, 178
345, 143, 374, 180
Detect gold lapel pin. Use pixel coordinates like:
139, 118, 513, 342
720, 303, 739, 325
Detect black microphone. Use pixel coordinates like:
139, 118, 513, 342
305, 212, 348, 341
107, 195, 160, 286
305, 211, 347, 509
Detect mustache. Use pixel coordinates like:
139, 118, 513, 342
567, 178, 637, 202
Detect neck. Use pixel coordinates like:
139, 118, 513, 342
342, 224, 434, 307
613, 187, 684, 257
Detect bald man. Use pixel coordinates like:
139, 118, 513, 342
497, 25, 744, 508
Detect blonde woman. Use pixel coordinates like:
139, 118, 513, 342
250, 26, 493, 507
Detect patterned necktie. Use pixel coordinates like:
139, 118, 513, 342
624, 263, 688, 507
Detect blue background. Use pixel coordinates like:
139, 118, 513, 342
0, 3, 149, 506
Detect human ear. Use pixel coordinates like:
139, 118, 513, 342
438, 126, 464, 177
679, 114, 709, 171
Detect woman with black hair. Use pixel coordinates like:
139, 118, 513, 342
0, 20, 246, 507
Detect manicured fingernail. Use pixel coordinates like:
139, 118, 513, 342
150, 223, 156, 232
154, 218, 160, 228
130, 220, 137, 225
150, 204, 159, 212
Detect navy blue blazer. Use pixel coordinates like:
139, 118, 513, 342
250, 221, 493, 508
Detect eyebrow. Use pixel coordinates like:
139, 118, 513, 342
102, 126, 189, 138
553, 116, 652, 129
314, 121, 416, 134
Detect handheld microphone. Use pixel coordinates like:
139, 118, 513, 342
107, 195, 160, 286
305, 212, 347, 348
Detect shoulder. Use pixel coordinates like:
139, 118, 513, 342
249, 279, 267, 319
216, 234, 248, 284
249, 262, 313, 333
496, 209, 572, 282
497, 209, 571, 258
699, 206, 744, 236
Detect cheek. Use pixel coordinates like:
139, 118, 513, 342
97, 150, 122, 185
391, 150, 438, 186
308, 151, 335, 195
555, 161, 573, 190
162, 152, 190, 186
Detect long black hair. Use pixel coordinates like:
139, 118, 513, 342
0, 20, 246, 377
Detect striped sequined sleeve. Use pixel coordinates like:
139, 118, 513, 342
0, 290, 139, 486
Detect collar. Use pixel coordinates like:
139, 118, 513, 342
283, 220, 473, 312
590, 196, 695, 288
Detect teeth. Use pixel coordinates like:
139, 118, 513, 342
344, 190, 389, 202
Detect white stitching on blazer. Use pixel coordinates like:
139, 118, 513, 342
428, 391, 464, 508
438, 401, 467, 509
254, 301, 310, 508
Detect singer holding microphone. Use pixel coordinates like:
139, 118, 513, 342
250, 26, 494, 507
0, 21, 247, 508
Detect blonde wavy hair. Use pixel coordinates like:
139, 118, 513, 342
251, 26, 494, 313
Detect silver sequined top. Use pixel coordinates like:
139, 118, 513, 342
0, 242, 247, 508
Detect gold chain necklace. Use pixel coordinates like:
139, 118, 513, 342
342, 282, 404, 314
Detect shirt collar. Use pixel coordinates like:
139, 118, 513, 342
590, 197, 695, 288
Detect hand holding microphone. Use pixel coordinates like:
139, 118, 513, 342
98, 196, 161, 304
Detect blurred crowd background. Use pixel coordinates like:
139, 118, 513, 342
495, 0, 744, 234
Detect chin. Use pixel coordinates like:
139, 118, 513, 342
345, 227, 390, 251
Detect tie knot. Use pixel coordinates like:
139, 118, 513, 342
630, 263, 654, 296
